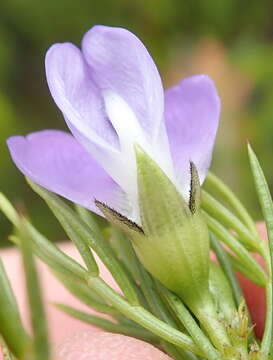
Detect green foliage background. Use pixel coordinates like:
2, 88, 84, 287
0, 0, 273, 243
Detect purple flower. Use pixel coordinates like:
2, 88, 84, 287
7, 25, 220, 223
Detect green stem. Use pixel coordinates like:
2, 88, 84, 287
23, 221, 87, 279
107, 234, 150, 310
137, 265, 178, 327
160, 288, 220, 360
49, 210, 99, 275
162, 341, 199, 360
205, 172, 258, 236
54, 303, 159, 344
53, 271, 120, 316
28, 180, 139, 305
75, 205, 104, 240
86, 275, 204, 357
109, 230, 178, 325
127, 257, 193, 359
109, 229, 144, 285
193, 301, 231, 352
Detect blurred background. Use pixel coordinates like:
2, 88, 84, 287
0, 0, 273, 244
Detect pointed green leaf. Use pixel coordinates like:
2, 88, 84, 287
137, 266, 178, 327
0, 193, 19, 227
227, 252, 265, 286
0, 194, 86, 280
210, 235, 242, 307
21, 220, 87, 280
162, 342, 198, 360
27, 179, 139, 305
248, 144, 273, 357
19, 221, 51, 360
86, 275, 203, 357
54, 303, 158, 343
205, 172, 258, 236
0, 258, 29, 358
202, 190, 260, 251
109, 228, 143, 283
52, 271, 119, 316
30, 187, 99, 275
75, 205, 105, 239
205, 212, 267, 286
159, 286, 219, 360
46, 209, 99, 275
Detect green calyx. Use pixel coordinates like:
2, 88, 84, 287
97, 146, 211, 312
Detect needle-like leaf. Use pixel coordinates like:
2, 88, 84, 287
0, 258, 29, 358
19, 221, 51, 360
54, 303, 158, 343
27, 179, 139, 305
248, 144, 273, 357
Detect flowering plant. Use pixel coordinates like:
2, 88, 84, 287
0, 25, 273, 360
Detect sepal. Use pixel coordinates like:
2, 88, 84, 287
99, 146, 212, 311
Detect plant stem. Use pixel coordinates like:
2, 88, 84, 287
55, 303, 159, 344
193, 301, 231, 353
162, 341, 199, 360
28, 180, 140, 305
86, 275, 204, 357
160, 288, 220, 360
137, 265, 178, 327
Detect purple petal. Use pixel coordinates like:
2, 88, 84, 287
81, 25, 164, 139
45, 42, 120, 150
165, 75, 220, 193
45, 42, 127, 189
7, 130, 129, 216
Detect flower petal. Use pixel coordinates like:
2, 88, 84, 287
45, 42, 118, 150
165, 75, 220, 196
81, 25, 164, 140
7, 130, 129, 216
45, 43, 127, 189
